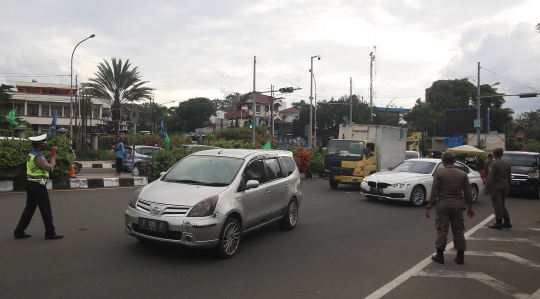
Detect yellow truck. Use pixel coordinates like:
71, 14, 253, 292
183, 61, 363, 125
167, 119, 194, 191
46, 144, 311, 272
322, 124, 407, 189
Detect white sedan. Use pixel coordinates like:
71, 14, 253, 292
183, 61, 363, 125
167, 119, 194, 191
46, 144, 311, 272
360, 158, 483, 207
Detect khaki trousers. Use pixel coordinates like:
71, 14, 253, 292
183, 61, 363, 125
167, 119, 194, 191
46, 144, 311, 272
490, 187, 510, 219
435, 207, 466, 251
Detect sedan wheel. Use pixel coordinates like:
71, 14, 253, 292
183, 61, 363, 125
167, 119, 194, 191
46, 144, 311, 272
215, 217, 241, 259
278, 199, 298, 230
471, 184, 478, 203
409, 186, 426, 207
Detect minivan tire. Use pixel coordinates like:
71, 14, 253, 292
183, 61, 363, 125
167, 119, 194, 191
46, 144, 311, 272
278, 198, 298, 230
215, 217, 241, 259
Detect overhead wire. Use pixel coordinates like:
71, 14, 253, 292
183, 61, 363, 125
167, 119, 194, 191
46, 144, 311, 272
255, 61, 300, 88
481, 67, 540, 93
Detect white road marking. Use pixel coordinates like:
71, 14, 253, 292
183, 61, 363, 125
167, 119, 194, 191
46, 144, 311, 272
529, 287, 540, 299
467, 237, 540, 248
364, 214, 495, 299
415, 270, 530, 299
464, 251, 540, 271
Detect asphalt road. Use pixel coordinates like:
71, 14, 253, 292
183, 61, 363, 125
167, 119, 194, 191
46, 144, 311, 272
1, 180, 539, 299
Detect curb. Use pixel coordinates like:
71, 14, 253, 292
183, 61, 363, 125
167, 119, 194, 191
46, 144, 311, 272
0, 177, 155, 192
81, 163, 115, 169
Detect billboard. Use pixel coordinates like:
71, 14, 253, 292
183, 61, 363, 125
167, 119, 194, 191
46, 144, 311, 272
442, 108, 489, 135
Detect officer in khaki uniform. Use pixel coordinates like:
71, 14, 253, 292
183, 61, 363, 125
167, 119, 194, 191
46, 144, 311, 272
484, 147, 512, 229
426, 151, 475, 265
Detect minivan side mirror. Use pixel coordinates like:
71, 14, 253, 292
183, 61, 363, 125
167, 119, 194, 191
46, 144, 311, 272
245, 180, 260, 190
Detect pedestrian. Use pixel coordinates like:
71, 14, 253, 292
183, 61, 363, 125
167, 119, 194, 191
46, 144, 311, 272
425, 149, 434, 158
484, 153, 493, 178
113, 136, 125, 176
14, 134, 63, 240
426, 151, 475, 265
233, 143, 242, 149
484, 148, 512, 230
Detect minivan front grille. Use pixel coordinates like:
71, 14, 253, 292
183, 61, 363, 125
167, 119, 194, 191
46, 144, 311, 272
136, 199, 191, 216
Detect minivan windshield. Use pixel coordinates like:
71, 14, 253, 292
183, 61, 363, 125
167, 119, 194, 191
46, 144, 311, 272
502, 153, 538, 167
163, 155, 244, 186
326, 140, 364, 156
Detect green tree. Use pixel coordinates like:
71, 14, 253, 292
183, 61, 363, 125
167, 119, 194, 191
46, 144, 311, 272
515, 110, 540, 140
402, 99, 445, 135
177, 97, 216, 131
426, 79, 476, 112
82, 58, 154, 134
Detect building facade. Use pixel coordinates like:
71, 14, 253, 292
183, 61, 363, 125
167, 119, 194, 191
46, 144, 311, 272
5, 81, 111, 135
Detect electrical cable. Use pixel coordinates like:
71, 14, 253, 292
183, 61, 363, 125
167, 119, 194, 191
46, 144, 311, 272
481, 67, 540, 92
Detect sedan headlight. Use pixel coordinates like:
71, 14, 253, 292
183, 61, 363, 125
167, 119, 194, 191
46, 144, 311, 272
129, 187, 143, 208
528, 170, 539, 179
187, 195, 219, 217
391, 183, 410, 188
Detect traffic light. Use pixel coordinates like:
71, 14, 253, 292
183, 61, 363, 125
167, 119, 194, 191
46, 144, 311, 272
249, 121, 253, 129
278, 87, 294, 93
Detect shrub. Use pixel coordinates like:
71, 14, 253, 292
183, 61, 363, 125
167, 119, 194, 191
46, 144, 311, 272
0, 135, 72, 180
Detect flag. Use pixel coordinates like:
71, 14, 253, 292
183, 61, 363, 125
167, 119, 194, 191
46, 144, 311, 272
5, 110, 18, 126
262, 141, 271, 149
159, 121, 165, 139
49, 110, 57, 138
164, 133, 170, 149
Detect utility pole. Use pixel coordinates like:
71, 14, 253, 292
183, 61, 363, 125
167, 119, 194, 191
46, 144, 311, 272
271, 84, 274, 139
476, 62, 481, 148
349, 77, 352, 124
252, 56, 256, 146
369, 52, 375, 124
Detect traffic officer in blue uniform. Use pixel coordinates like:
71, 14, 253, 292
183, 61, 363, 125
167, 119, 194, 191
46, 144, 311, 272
13, 134, 63, 240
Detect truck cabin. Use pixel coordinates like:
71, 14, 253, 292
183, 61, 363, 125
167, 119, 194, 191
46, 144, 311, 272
325, 139, 375, 160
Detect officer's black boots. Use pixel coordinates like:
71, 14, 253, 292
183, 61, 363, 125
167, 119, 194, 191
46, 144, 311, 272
502, 217, 512, 229
488, 218, 504, 230
432, 248, 445, 264
455, 251, 465, 265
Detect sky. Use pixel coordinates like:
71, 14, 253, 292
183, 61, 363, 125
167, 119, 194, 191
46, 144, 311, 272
1, 0, 539, 116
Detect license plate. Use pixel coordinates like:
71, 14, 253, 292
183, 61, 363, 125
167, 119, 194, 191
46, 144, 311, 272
138, 217, 167, 233
511, 181, 520, 185
370, 187, 383, 194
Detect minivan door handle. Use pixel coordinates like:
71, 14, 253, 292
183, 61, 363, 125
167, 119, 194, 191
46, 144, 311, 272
265, 190, 271, 195
284, 184, 290, 189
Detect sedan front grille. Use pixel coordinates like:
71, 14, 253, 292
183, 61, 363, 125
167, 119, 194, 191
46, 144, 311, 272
136, 199, 191, 216
366, 181, 389, 189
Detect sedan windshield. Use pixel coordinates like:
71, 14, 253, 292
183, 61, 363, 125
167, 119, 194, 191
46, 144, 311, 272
502, 154, 537, 167
163, 156, 244, 186
392, 160, 436, 174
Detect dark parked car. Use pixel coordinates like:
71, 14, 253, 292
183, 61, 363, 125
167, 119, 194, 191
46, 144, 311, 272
501, 151, 540, 198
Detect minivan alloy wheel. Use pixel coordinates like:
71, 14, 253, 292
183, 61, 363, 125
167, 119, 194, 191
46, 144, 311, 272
216, 218, 241, 258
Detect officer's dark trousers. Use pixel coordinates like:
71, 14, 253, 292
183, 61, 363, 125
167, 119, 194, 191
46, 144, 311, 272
490, 187, 509, 219
435, 207, 466, 251
14, 180, 56, 235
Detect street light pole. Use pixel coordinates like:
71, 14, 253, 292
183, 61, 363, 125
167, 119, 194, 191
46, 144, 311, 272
310, 71, 317, 146
70, 34, 95, 139
476, 62, 481, 149
309, 55, 320, 148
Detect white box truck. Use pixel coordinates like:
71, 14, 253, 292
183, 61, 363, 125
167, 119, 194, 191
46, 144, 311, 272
322, 124, 407, 189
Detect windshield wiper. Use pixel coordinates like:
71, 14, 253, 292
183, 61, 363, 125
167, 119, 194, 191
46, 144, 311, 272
170, 179, 204, 185
203, 182, 229, 186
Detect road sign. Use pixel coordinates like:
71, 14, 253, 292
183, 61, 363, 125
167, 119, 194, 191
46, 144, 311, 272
130, 106, 140, 124
444, 137, 463, 148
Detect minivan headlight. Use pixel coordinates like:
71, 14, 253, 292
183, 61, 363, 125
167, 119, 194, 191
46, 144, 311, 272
528, 170, 539, 179
129, 187, 143, 208
187, 195, 219, 217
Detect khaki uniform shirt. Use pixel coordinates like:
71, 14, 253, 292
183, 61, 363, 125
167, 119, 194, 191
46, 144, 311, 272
486, 158, 511, 191
429, 165, 473, 208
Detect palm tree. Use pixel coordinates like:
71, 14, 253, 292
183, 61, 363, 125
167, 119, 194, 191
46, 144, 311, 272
82, 58, 154, 134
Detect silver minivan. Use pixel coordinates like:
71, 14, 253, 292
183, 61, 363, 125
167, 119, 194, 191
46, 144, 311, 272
123, 145, 161, 173
124, 149, 302, 258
